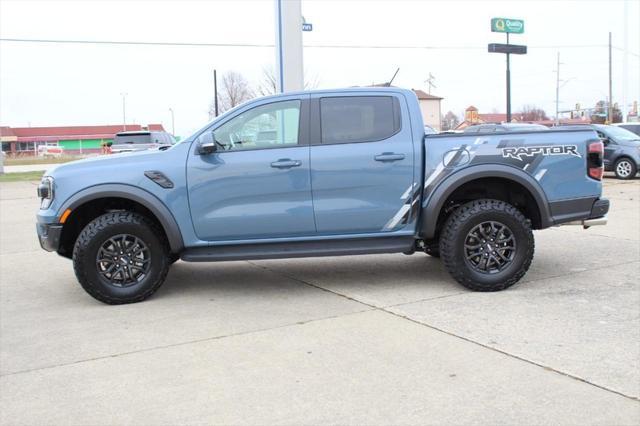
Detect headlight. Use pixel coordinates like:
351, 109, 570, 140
37, 176, 54, 209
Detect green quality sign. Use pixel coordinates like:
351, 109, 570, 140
491, 18, 524, 34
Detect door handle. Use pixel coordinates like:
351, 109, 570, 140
375, 153, 405, 162
270, 159, 302, 169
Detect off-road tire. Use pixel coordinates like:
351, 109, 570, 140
73, 212, 170, 304
439, 199, 534, 292
613, 157, 637, 180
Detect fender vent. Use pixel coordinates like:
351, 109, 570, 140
144, 171, 174, 188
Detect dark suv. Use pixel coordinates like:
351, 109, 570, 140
112, 131, 176, 153
557, 124, 639, 179
593, 125, 640, 179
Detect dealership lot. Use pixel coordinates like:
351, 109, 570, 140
0, 177, 638, 425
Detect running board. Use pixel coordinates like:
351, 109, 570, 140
181, 236, 415, 262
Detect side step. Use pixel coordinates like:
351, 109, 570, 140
181, 236, 414, 262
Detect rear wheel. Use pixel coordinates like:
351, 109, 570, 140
439, 199, 534, 292
614, 158, 637, 180
73, 212, 171, 304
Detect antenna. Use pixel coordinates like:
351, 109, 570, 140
387, 68, 400, 86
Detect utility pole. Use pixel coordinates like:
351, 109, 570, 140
555, 52, 561, 125
608, 32, 613, 124
622, 0, 629, 122
120, 92, 127, 131
213, 69, 219, 117
169, 108, 175, 135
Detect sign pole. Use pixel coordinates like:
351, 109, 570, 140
490, 17, 525, 123
506, 33, 511, 122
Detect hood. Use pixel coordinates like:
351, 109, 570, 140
45, 149, 167, 177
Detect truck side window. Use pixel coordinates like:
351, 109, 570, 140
213, 100, 301, 151
320, 96, 401, 144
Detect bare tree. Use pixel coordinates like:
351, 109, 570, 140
209, 71, 254, 117
256, 67, 277, 97
256, 66, 319, 96
518, 104, 549, 121
441, 111, 460, 131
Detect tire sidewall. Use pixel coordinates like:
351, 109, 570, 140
441, 201, 534, 291
614, 158, 637, 180
74, 218, 168, 302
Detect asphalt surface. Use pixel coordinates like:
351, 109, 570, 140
0, 177, 638, 425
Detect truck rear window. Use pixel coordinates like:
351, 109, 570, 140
114, 134, 151, 144
320, 96, 401, 144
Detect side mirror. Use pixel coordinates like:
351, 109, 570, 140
197, 131, 217, 155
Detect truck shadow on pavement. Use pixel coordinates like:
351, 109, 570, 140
157, 254, 454, 300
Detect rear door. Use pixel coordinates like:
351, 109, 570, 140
187, 95, 316, 241
309, 92, 416, 234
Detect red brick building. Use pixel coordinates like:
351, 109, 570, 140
1, 124, 166, 156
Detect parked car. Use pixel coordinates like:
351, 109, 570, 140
613, 122, 640, 137
596, 124, 640, 179
560, 124, 640, 179
111, 131, 176, 153
463, 123, 549, 133
36, 88, 608, 304
37, 145, 64, 158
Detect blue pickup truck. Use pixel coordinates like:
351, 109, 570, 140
36, 88, 609, 304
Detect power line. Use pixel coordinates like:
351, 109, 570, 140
0, 37, 633, 52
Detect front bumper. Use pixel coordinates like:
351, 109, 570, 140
36, 222, 62, 252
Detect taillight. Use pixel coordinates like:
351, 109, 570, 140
587, 140, 604, 180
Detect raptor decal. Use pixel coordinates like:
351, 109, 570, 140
501, 145, 581, 161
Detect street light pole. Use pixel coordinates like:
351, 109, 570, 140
120, 92, 128, 131
169, 108, 175, 135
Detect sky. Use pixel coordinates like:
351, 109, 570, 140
1, 0, 639, 137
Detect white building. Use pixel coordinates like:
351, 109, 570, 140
413, 89, 443, 131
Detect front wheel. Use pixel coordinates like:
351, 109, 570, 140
73, 212, 171, 304
439, 199, 534, 292
614, 158, 637, 180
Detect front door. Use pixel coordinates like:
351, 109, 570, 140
187, 96, 316, 241
309, 93, 416, 235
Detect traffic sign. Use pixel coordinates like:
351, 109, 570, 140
491, 18, 524, 34
488, 43, 527, 55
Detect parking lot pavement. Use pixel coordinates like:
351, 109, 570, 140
1, 178, 639, 425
